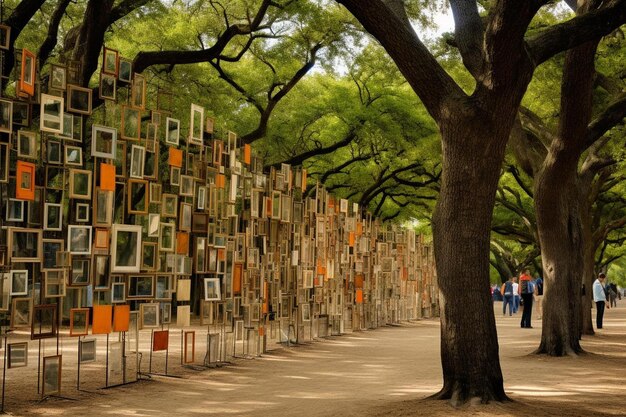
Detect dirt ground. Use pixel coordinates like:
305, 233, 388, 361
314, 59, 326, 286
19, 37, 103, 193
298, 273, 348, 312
5, 303, 626, 416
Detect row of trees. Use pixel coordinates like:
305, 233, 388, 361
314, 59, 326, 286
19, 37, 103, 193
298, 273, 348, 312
2, 0, 625, 407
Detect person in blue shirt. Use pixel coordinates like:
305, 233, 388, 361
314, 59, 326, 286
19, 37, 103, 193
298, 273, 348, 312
593, 273, 610, 329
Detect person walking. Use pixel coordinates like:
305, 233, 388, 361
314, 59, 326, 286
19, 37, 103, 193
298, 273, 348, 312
534, 274, 544, 320
512, 277, 520, 314
501, 277, 514, 316
519, 269, 534, 328
593, 273, 610, 329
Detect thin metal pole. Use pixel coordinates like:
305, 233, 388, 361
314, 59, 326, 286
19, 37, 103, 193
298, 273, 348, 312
76, 337, 81, 390
1, 328, 7, 413
37, 339, 41, 394
122, 332, 126, 384
149, 330, 153, 374
105, 333, 109, 387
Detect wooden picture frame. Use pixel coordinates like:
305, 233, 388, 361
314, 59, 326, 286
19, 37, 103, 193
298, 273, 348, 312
189, 104, 204, 146
40, 94, 64, 134
67, 225, 92, 255
70, 257, 90, 286
121, 105, 141, 140
0, 143, 8, 182
69, 169, 92, 200
204, 277, 221, 301
12, 100, 31, 127
99, 72, 116, 101
94, 228, 110, 251
129, 144, 145, 178
8, 227, 41, 262
128, 274, 155, 299
112, 282, 126, 303
102, 46, 118, 76
46, 140, 62, 164
0, 98, 12, 133
184, 331, 195, 363
70, 308, 89, 336
42, 239, 64, 270
127, 179, 148, 214
64, 144, 83, 166
6, 199, 25, 222
159, 222, 175, 252
75, 202, 90, 222
165, 117, 179, 145
67, 84, 92, 115
7, 342, 28, 368
91, 124, 117, 159
44, 269, 66, 298
118, 57, 132, 83
131, 73, 146, 110
10, 297, 32, 329
16, 130, 37, 159
0, 25, 10, 50
10, 270, 28, 296
50, 64, 67, 90
140, 302, 159, 328
93, 254, 110, 289
94, 188, 114, 226
31, 304, 57, 340
111, 224, 142, 273
141, 242, 157, 271
43, 355, 62, 396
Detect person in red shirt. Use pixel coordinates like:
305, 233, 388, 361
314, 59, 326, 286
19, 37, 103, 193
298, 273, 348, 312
519, 269, 534, 328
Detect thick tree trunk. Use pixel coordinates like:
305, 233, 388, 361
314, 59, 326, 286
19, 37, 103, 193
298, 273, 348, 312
432, 114, 510, 405
534, 155, 584, 355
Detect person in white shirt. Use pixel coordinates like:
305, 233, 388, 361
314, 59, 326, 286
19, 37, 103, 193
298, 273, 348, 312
512, 278, 520, 314
593, 273, 610, 329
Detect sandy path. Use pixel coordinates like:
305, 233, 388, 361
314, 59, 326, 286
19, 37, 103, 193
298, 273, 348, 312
9, 304, 626, 416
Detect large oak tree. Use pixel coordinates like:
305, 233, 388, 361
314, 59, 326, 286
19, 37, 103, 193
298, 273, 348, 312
335, 0, 626, 405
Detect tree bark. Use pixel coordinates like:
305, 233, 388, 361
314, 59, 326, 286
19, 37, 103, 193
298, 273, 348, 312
580, 200, 595, 336
431, 109, 514, 405
534, 154, 584, 355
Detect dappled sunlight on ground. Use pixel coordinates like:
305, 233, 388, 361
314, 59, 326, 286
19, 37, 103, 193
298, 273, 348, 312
11, 304, 626, 416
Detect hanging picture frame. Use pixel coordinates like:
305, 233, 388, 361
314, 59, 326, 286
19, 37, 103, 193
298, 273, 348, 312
118, 57, 132, 83
91, 124, 117, 159
16, 160, 35, 201
67, 84, 92, 115
69, 168, 92, 200
31, 304, 57, 340
70, 308, 90, 336
67, 225, 92, 255
189, 104, 204, 146
0, 25, 10, 50
102, 46, 118, 76
40, 94, 64, 133
8, 227, 41, 262
44, 269, 66, 297
111, 224, 142, 273
121, 105, 141, 140
131, 73, 146, 110
16, 130, 37, 159
6, 199, 24, 222
50, 64, 67, 90
129, 144, 145, 178
165, 117, 180, 145
128, 274, 154, 299
64, 144, 83, 166
10, 270, 28, 296
7, 342, 28, 368
20, 49, 36, 96
42, 355, 62, 396
99, 72, 116, 101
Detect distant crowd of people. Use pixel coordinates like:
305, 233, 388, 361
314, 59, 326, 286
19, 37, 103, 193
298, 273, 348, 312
491, 271, 621, 331
494, 269, 542, 328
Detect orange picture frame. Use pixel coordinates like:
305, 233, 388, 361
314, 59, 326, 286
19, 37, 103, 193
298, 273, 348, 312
100, 162, 115, 191
113, 304, 130, 332
92, 305, 112, 335
20, 49, 36, 97
16, 160, 35, 201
